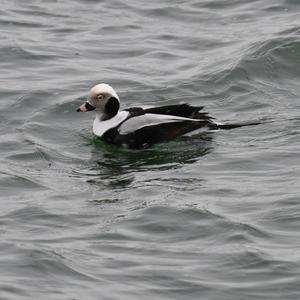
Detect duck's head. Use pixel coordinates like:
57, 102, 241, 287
77, 83, 120, 120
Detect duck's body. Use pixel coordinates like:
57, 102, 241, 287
77, 83, 259, 149
95, 104, 217, 149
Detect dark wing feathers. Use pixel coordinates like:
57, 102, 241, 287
113, 121, 204, 149
143, 104, 203, 117
125, 104, 213, 121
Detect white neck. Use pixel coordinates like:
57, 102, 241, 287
93, 111, 129, 137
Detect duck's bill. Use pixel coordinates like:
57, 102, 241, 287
76, 102, 96, 112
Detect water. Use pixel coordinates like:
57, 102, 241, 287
1, 0, 300, 299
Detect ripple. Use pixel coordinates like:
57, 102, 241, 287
1, 0, 300, 299
0, 18, 49, 29
0, 171, 48, 196
111, 205, 267, 246
0, 45, 62, 64
220, 34, 300, 85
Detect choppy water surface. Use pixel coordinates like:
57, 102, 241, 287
1, 0, 300, 299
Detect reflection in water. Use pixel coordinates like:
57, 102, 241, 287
74, 132, 213, 188
93, 133, 212, 170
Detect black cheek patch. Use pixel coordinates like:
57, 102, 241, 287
105, 97, 120, 117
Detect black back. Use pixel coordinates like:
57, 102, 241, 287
125, 103, 213, 121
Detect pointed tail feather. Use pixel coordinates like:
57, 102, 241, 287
210, 121, 262, 130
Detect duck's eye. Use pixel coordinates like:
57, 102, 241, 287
97, 94, 104, 101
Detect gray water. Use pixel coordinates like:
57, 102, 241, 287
1, 0, 300, 299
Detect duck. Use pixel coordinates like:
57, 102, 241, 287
77, 83, 259, 149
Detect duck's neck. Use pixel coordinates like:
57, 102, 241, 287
96, 111, 119, 122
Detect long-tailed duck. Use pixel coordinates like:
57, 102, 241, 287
77, 83, 259, 149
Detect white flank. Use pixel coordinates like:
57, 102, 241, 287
118, 113, 199, 135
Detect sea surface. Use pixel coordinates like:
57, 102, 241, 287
0, 0, 300, 299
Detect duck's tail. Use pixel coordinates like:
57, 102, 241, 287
209, 121, 262, 130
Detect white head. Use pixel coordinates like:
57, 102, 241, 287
77, 83, 120, 120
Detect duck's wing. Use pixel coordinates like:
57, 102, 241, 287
119, 113, 201, 134
143, 104, 214, 120
115, 113, 212, 149
125, 104, 214, 121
